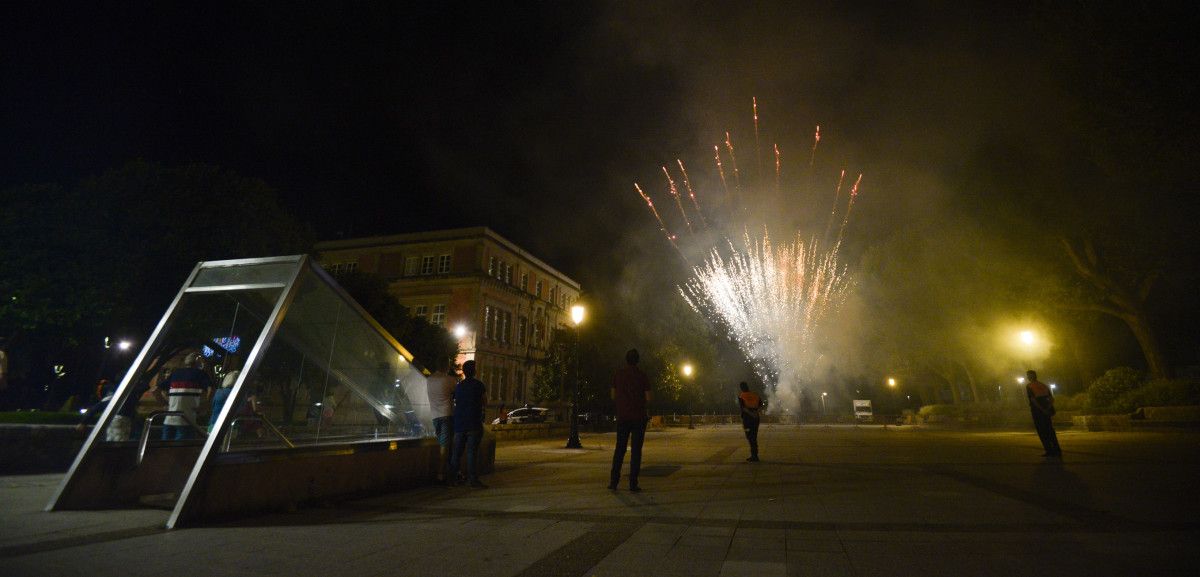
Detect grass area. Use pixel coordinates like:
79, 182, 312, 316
0, 411, 82, 425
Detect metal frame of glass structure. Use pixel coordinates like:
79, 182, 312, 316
47, 255, 431, 528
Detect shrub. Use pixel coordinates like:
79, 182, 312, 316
1086, 367, 1141, 412
1053, 393, 1088, 412
1122, 378, 1200, 409
918, 404, 962, 418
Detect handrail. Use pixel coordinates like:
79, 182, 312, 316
223, 414, 295, 450
138, 411, 207, 466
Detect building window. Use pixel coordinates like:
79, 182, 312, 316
550, 287, 557, 305
437, 254, 451, 274
488, 256, 496, 277
430, 304, 446, 326
405, 257, 419, 276
500, 311, 511, 344
483, 305, 492, 340
517, 317, 527, 346
327, 262, 358, 275
421, 255, 435, 275
520, 272, 528, 292
413, 305, 428, 320
535, 280, 543, 298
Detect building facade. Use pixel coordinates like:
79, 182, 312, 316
315, 227, 581, 417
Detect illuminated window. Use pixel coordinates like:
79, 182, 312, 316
438, 254, 451, 274
431, 304, 446, 326
520, 272, 528, 292
517, 317, 527, 346
535, 280, 543, 298
421, 256, 434, 275
488, 256, 496, 276
413, 305, 428, 320
504, 263, 512, 285
405, 257, 419, 276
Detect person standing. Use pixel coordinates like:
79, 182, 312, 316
1025, 369, 1061, 458
426, 356, 457, 484
737, 382, 762, 462
159, 352, 213, 440
609, 348, 651, 492
449, 360, 487, 488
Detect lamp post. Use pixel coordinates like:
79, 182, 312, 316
681, 363, 695, 429
565, 304, 586, 449
821, 391, 828, 415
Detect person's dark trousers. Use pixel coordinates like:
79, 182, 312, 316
742, 415, 760, 458
450, 428, 483, 482
1030, 409, 1061, 455
610, 419, 647, 488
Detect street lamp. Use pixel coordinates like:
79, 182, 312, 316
887, 377, 896, 387
681, 363, 694, 378
821, 391, 828, 415
453, 324, 468, 339
565, 304, 586, 449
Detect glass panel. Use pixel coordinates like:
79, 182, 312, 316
191, 261, 297, 288
102, 287, 282, 444
225, 265, 429, 451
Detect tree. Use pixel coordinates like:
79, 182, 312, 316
0, 161, 314, 407
333, 271, 458, 371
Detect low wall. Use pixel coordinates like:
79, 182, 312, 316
489, 422, 570, 441
0, 424, 83, 474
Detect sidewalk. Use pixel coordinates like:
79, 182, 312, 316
3, 425, 1198, 576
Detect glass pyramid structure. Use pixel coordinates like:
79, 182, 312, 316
48, 255, 431, 527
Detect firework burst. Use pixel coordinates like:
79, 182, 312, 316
632, 99, 862, 411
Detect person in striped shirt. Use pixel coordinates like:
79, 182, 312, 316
159, 352, 213, 440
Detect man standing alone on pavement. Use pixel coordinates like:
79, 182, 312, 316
737, 382, 762, 462
609, 348, 651, 492
450, 360, 487, 487
1025, 369, 1062, 458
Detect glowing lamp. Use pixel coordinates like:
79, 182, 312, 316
570, 304, 586, 326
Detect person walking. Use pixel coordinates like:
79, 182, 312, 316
1025, 369, 1062, 458
449, 360, 487, 488
609, 348, 651, 492
426, 356, 457, 484
737, 381, 762, 462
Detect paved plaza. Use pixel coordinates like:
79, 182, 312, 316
3, 424, 1198, 576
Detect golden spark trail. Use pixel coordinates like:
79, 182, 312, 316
753, 97, 763, 183
834, 174, 863, 247
809, 125, 821, 169
822, 170, 846, 244
677, 159, 708, 229
662, 166, 694, 234
634, 183, 684, 258
774, 143, 782, 196
714, 145, 731, 204
725, 131, 742, 202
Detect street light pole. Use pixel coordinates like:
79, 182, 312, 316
565, 305, 586, 449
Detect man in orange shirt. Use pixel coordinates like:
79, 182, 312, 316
738, 382, 762, 462
1025, 369, 1061, 458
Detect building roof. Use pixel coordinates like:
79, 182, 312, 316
315, 227, 581, 290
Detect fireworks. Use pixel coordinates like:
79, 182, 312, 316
632, 99, 862, 410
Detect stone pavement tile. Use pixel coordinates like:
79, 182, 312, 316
676, 533, 733, 552
785, 536, 845, 553
733, 526, 785, 544
589, 541, 673, 573
785, 551, 855, 577
683, 523, 736, 538
654, 553, 725, 577
669, 542, 730, 562
720, 560, 787, 577
731, 536, 785, 553
628, 522, 687, 545
726, 541, 786, 563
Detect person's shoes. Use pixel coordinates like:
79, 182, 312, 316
747, 456, 760, 462
469, 480, 488, 489
629, 485, 641, 493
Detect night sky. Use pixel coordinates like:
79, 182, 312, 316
4, 2, 1199, 376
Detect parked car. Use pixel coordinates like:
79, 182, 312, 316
493, 406, 552, 425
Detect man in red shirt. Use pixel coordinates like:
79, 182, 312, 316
609, 348, 651, 492
1025, 369, 1061, 458
738, 382, 762, 462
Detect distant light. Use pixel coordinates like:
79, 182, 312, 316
117, 340, 133, 351
822, 392, 828, 397
570, 304, 586, 326
1050, 384, 1057, 391
453, 324, 468, 339
1019, 330, 1036, 346
887, 377, 896, 387
1017, 377, 1026, 384
383, 404, 394, 410
681, 363, 694, 377
79, 409, 88, 414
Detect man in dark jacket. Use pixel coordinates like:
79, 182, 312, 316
609, 348, 651, 492
450, 360, 487, 487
